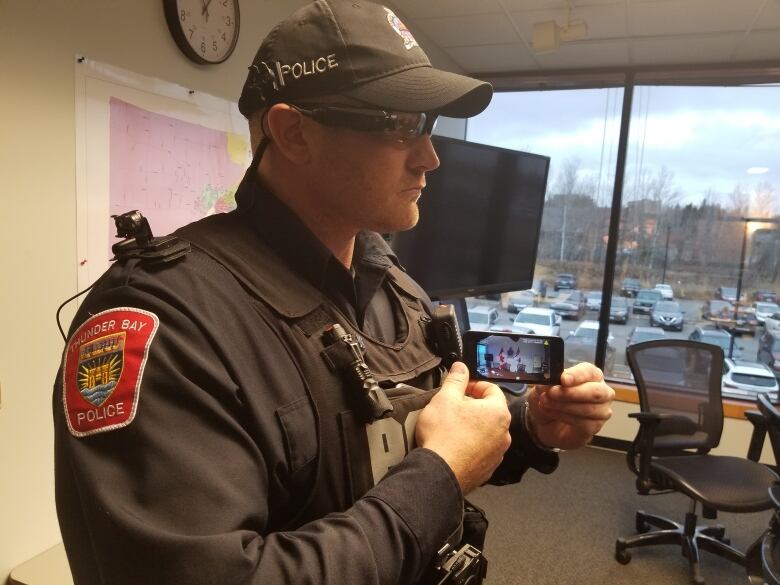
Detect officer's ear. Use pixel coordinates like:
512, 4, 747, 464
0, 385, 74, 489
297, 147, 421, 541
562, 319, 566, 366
264, 104, 312, 165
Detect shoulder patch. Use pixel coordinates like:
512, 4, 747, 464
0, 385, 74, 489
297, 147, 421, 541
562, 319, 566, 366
62, 307, 159, 437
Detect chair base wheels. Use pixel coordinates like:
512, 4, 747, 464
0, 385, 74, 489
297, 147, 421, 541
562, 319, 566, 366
615, 538, 631, 564
615, 510, 744, 585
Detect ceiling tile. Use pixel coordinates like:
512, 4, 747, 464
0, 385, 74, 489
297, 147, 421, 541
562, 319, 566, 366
753, 0, 780, 29
446, 43, 540, 73
509, 3, 628, 41
502, 0, 624, 10
413, 14, 522, 47
534, 39, 631, 69
632, 34, 741, 65
630, 0, 765, 36
389, 0, 502, 19
732, 30, 780, 61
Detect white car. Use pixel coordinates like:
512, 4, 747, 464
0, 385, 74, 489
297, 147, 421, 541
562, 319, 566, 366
467, 306, 498, 332
506, 289, 537, 313
654, 283, 674, 300
512, 307, 560, 336
766, 312, 780, 333
755, 302, 780, 324
586, 291, 602, 311
722, 358, 779, 399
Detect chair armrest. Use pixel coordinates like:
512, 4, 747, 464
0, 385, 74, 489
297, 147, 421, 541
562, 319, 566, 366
628, 412, 698, 493
628, 412, 662, 493
630, 412, 697, 435
745, 409, 767, 462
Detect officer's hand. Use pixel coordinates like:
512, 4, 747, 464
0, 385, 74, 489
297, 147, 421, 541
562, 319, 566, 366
527, 362, 614, 450
416, 362, 511, 494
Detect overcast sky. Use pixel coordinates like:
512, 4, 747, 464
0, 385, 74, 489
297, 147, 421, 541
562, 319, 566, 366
465, 85, 780, 213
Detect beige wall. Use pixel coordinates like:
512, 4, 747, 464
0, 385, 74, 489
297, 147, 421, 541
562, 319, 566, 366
0, 1, 460, 580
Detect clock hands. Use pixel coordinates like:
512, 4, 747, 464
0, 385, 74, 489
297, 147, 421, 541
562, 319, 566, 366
201, 0, 214, 21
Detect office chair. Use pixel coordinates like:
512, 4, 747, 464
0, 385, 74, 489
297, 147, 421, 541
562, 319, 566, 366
745, 394, 780, 585
615, 340, 778, 585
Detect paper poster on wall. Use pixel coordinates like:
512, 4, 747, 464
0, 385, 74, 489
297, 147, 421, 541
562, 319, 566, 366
75, 57, 252, 291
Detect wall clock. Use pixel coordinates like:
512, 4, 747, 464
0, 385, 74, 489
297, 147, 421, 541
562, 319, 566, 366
164, 0, 240, 65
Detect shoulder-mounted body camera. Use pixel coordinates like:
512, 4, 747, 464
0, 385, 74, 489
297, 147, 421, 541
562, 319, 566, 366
111, 210, 190, 265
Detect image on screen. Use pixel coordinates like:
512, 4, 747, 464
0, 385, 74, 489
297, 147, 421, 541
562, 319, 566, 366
475, 335, 552, 382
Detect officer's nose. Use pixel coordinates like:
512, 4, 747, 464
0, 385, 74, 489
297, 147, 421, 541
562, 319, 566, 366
409, 134, 440, 173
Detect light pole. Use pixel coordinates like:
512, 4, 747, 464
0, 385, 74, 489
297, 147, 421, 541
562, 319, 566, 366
729, 217, 780, 359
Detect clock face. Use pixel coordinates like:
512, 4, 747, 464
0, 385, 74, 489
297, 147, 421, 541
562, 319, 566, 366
164, 0, 240, 65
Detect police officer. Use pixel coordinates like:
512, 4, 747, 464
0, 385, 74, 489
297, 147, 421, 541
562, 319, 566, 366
54, 1, 615, 584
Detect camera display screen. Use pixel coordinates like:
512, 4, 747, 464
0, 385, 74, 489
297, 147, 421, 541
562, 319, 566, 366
475, 334, 554, 383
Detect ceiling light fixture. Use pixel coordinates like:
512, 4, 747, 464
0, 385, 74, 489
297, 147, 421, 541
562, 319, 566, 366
532, 0, 588, 54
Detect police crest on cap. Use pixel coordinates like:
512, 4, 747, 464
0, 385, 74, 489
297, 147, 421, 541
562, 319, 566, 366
384, 8, 418, 50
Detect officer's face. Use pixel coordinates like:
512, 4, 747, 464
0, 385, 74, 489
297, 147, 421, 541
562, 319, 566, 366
308, 120, 441, 234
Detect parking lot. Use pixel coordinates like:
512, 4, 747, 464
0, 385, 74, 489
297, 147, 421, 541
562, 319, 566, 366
467, 293, 760, 381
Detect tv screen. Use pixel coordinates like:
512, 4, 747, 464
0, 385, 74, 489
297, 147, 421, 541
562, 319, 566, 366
390, 135, 550, 300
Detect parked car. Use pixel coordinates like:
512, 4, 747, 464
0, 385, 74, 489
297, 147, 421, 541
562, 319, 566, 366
627, 326, 666, 347
489, 323, 534, 335
586, 291, 602, 311
554, 273, 577, 291
564, 320, 616, 370
550, 290, 587, 320
506, 289, 537, 314
512, 307, 560, 336
758, 330, 780, 379
467, 306, 498, 332
654, 283, 674, 300
649, 300, 684, 331
702, 299, 734, 320
754, 302, 780, 324
754, 290, 777, 303
633, 288, 663, 314
766, 312, 780, 334
722, 358, 779, 400
688, 326, 742, 360
609, 296, 630, 324
701, 299, 758, 336
715, 286, 739, 303
620, 277, 641, 298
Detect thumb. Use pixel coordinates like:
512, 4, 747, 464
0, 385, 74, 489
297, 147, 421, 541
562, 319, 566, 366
440, 361, 469, 396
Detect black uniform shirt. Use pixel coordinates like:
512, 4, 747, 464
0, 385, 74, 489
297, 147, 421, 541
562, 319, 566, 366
55, 173, 556, 585
54, 176, 468, 585
239, 177, 401, 341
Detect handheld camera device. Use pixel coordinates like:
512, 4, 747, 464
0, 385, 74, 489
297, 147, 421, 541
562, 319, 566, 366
462, 331, 564, 386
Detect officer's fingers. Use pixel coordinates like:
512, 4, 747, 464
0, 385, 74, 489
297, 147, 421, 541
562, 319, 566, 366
545, 380, 615, 404
537, 396, 613, 421
439, 362, 470, 397
560, 362, 604, 386
466, 380, 506, 402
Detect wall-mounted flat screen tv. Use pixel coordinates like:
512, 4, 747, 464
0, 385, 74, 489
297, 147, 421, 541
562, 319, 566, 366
390, 136, 550, 300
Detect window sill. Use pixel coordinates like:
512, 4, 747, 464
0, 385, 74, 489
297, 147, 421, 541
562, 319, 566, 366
607, 379, 757, 421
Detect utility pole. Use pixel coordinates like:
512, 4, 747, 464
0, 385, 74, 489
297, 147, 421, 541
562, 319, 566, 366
661, 226, 671, 284
559, 200, 567, 262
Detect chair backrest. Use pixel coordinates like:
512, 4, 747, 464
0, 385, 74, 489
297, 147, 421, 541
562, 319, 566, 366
758, 393, 780, 465
627, 340, 725, 451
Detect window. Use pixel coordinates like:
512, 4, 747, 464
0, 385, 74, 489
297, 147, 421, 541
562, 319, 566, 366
614, 84, 780, 389
461, 73, 780, 400
466, 88, 624, 366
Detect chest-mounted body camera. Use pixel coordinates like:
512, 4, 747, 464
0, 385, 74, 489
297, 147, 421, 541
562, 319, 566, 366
111, 210, 190, 265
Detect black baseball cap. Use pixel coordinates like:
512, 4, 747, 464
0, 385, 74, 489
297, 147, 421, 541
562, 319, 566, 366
238, 0, 493, 119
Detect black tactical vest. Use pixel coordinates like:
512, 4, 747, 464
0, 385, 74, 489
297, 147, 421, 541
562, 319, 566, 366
177, 210, 445, 530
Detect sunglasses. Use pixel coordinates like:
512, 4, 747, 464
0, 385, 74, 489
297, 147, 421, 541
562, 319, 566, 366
290, 104, 438, 143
